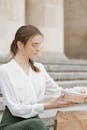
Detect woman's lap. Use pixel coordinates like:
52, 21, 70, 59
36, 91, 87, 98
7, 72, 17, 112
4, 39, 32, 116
4, 117, 48, 130
1, 107, 49, 130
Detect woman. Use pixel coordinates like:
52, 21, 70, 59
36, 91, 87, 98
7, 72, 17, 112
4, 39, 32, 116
0, 25, 86, 130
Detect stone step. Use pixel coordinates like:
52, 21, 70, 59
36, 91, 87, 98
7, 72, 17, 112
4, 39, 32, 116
37, 57, 87, 65
44, 64, 87, 72
49, 72, 87, 80
56, 80, 87, 88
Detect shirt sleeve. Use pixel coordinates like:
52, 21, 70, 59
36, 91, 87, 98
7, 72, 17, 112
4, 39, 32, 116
0, 67, 44, 118
40, 64, 63, 100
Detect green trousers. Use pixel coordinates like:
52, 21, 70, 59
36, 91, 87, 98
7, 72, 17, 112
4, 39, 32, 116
0, 106, 49, 130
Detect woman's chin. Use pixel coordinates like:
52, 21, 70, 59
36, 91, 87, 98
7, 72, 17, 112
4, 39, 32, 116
30, 55, 38, 60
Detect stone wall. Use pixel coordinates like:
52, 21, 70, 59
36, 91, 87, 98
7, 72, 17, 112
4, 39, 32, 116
0, 0, 64, 59
0, 0, 25, 57
64, 0, 87, 59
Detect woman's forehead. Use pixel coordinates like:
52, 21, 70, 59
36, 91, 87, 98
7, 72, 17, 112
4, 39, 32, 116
30, 35, 43, 43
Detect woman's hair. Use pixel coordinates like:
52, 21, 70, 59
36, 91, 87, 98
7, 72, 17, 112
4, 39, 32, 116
10, 25, 43, 72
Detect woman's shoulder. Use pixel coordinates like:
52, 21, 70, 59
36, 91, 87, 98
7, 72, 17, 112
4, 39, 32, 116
0, 63, 7, 71
0, 60, 13, 72
0, 64, 7, 78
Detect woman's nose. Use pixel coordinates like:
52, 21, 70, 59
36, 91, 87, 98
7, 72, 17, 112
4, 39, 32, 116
35, 47, 40, 52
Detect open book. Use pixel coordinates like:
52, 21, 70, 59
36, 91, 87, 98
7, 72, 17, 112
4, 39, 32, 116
63, 87, 87, 103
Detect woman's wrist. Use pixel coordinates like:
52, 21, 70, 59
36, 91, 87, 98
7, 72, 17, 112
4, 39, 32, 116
43, 102, 53, 110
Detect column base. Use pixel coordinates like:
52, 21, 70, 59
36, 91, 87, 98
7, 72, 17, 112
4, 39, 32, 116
36, 51, 69, 63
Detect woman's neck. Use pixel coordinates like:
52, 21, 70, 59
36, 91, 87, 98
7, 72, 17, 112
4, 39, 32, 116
14, 53, 30, 75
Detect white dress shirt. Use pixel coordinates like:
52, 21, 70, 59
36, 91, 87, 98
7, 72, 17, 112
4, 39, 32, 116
0, 59, 62, 118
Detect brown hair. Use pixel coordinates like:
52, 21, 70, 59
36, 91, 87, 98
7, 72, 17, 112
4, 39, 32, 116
10, 25, 43, 72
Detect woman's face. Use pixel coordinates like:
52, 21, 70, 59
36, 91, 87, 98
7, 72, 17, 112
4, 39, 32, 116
23, 34, 43, 59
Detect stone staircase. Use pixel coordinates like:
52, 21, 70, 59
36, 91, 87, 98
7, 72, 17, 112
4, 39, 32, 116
0, 56, 87, 129
39, 57, 87, 129
38, 56, 87, 89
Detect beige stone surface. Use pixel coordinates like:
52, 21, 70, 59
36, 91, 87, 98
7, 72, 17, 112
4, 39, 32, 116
0, 0, 25, 21
0, 0, 64, 57
0, 0, 25, 57
26, 0, 64, 53
26, 0, 45, 27
64, 0, 87, 59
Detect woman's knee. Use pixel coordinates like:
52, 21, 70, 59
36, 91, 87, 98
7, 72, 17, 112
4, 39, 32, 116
25, 118, 47, 129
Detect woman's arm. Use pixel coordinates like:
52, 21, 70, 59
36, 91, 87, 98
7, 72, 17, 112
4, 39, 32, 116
44, 94, 74, 109
41, 64, 63, 99
40, 64, 75, 107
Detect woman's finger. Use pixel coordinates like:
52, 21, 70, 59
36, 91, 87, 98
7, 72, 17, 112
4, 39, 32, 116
57, 93, 65, 100
84, 95, 87, 100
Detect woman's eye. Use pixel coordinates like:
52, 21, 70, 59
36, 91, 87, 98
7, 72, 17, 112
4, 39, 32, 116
32, 43, 41, 48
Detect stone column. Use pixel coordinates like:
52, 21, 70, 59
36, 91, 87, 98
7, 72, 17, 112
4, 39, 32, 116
64, 0, 87, 59
26, 0, 65, 59
0, 0, 25, 62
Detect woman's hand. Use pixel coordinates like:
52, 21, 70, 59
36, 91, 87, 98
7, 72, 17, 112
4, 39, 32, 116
44, 94, 75, 110
80, 87, 87, 94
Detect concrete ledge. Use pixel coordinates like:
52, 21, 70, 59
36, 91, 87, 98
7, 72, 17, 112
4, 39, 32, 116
40, 103, 87, 128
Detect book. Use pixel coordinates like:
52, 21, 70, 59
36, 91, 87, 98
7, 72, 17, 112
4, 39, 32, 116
64, 91, 87, 103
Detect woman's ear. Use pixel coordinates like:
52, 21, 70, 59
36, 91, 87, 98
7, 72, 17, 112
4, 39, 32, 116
17, 41, 24, 50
